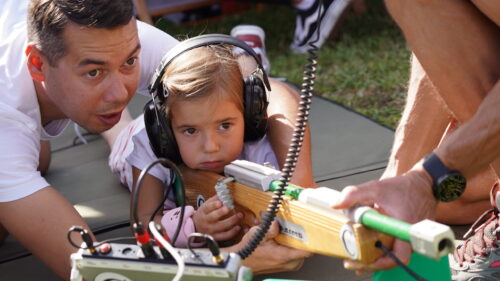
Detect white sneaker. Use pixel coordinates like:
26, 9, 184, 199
230, 24, 271, 75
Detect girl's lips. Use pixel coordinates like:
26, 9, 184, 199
98, 111, 122, 126
200, 161, 224, 170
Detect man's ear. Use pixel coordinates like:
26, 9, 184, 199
25, 45, 46, 82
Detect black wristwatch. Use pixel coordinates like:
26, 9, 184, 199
422, 152, 466, 202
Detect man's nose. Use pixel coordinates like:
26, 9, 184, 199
105, 73, 130, 104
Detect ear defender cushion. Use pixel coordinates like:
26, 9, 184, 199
243, 75, 269, 141
143, 100, 182, 164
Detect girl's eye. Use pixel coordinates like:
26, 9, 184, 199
220, 122, 231, 130
86, 69, 101, 78
184, 128, 196, 135
125, 57, 138, 66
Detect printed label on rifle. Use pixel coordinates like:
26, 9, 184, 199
261, 212, 307, 242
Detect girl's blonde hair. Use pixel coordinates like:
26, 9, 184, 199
161, 44, 244, 116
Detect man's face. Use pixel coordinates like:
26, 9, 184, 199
41, 19, 141, 133
170, 94, 245, 173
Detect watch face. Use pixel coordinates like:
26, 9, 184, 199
437, 173, 466, 202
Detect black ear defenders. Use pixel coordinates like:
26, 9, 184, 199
144, 34, 272, 164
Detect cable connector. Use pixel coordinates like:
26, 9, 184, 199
133, 222, 156, 258
151, 223, 171, 259
68, 226, 96, 254
224, 160, 281, 191
188, 233, 224, 264
206, 238, 223, 264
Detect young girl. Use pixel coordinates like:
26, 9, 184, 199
109, 43, 279, 247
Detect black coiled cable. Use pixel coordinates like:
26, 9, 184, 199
236, 24, 319, 260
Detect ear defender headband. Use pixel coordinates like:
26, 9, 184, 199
144, 34, 272, 164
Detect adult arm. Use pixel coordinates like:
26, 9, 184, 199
384, 0, 500, 175
335, 79, 500, 272
334, 0, 500, 272
435, 80, 500, 177
0, 187, 91, 280
131, 166, 165, 227
236, 56, 316, 188
0, 117, 92, 280
381, 55, 450, 179
266, 79, 317, 188
38, 140, 51, 175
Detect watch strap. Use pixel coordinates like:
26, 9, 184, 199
422, 152, 452, 187
422, 152, 467, 202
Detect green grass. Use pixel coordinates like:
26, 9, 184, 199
154, 0, 411, 128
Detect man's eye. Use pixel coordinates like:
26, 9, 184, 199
86, 69, 101, 78
125, 57, 138, 66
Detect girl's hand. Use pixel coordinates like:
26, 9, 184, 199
192, 195, 243, 241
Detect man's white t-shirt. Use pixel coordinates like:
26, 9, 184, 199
0, 4, 178, 202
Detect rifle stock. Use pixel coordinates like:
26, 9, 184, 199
181, 166, 392, 264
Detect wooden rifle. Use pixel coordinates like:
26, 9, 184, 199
180, 164, 393, 264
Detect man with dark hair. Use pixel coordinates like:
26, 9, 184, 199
0, 0, 169, 279
27, 0, 137, 65
0, 0, 313, 279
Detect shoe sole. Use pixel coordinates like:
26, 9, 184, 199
230, 25, 266, 41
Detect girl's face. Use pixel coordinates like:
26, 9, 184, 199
170, 94, 245, 173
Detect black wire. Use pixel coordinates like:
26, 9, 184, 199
236, 2, 321, 259
375, 241, 428, 281
132, 158, 186, 246
187, 233, 221, 264
187, 237, 202, 260
169, 173, 186, 247
67, 227, 135, 249
67, 227, 87, 249
148, 179, 173, 223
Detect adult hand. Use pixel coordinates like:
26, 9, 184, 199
236, 221, 313, 275
332, 164, 437, 275
192, 195, 243, 241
